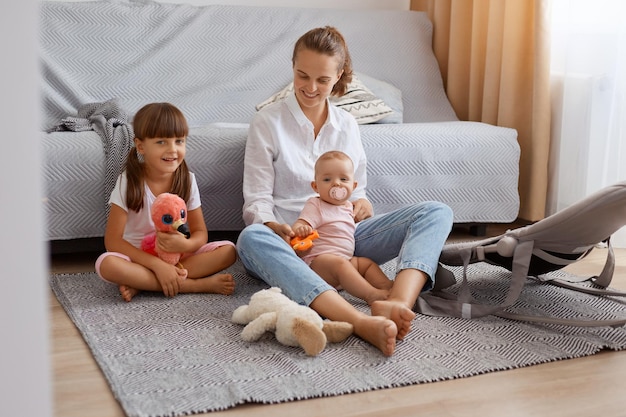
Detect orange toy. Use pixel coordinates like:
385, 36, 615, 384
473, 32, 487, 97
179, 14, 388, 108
290, 230, 319, 251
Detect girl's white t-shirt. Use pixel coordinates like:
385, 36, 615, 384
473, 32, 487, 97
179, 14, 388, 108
108, 172, 201, 248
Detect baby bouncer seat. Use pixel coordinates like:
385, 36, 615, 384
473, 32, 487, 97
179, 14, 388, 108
416, 181, 626, 326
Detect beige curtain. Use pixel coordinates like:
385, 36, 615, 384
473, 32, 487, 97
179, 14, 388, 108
410, 0, 551, 221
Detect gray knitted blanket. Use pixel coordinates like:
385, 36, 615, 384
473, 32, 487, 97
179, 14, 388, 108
50, 98, 134, 209
50, 259, 626, 417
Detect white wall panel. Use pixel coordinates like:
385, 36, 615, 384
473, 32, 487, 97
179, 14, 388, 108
42, 0, 410, 10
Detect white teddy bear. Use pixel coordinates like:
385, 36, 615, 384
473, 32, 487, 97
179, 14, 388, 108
232, 287, 354, 356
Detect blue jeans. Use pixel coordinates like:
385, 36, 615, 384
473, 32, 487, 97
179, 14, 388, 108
236, 201, 453, 306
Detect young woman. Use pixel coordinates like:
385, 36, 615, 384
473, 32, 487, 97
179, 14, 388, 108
237, 27, 453, 356
96, 102, 237, 302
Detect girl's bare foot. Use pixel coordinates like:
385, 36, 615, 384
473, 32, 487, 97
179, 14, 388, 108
371, 300, 416, 340
354, 315, 397, 356
198, 273, 235, 295
119, 285, 140, 302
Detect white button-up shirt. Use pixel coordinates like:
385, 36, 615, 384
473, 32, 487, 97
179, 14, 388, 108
243, 92, 367, 226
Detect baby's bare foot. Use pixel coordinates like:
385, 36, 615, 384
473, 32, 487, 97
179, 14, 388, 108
354, 315, 397, 356
374, 280, 394, 291
365, 289, 391, 306
371, 300, 416, 340
119, 285, 140, 302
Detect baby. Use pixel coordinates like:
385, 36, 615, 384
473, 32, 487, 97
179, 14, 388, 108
292, 150, 393, 305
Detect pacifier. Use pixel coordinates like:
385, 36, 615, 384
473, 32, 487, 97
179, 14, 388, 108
329, 186, 348, 201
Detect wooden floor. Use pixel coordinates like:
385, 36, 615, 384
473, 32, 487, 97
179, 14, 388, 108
50, 224, 626, 417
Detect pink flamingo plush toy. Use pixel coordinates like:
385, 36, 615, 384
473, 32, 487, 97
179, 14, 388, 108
141, 193, 190, 265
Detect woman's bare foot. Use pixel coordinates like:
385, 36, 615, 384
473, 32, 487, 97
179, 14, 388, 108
119, 285, 140, 302
194, 273, 235, 295
371, 300, 416, 340
354, 315, 398, 356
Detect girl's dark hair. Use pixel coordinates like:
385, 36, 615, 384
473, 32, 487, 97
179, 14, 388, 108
125, 102, 191, 212
292, 26, 353, 97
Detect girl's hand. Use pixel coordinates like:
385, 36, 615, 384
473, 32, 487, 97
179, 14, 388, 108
156, 231, 190, 254
153, 262, 186, 297
352, 198, 373, 223
265, 222, 295, 244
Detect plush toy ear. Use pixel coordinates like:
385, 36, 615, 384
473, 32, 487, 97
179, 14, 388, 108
322, 321, 353, 343
292, 317, 327, 356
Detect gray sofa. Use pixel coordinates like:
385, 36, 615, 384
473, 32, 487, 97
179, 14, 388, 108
40, 1, 520, 245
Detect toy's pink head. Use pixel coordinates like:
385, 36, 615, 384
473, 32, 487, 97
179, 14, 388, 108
150, 193, 190, 238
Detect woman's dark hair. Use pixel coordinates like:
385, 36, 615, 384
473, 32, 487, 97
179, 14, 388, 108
125, 102, 191, 211
292, 26, 353, 97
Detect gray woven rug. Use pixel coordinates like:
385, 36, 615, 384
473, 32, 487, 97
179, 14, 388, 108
50, 260, 626, 417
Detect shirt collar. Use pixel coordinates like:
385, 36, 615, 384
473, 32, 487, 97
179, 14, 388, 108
285, 92, 341, 131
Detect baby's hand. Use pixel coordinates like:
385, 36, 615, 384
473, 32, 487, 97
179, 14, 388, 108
290, 230, 319, 252
293, 224, 313, 237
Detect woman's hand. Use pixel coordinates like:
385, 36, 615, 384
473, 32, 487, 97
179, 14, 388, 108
265, 221, 295, 244
352, 198, 374, 223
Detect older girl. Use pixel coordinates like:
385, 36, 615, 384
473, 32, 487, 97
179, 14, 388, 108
96, 103, 237, 301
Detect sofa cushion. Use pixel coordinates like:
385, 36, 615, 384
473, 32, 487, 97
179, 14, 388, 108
256, 74, 395, 124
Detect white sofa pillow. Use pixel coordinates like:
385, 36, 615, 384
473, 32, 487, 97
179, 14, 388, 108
256, 74, 397, 124
355, 72, 403, 124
